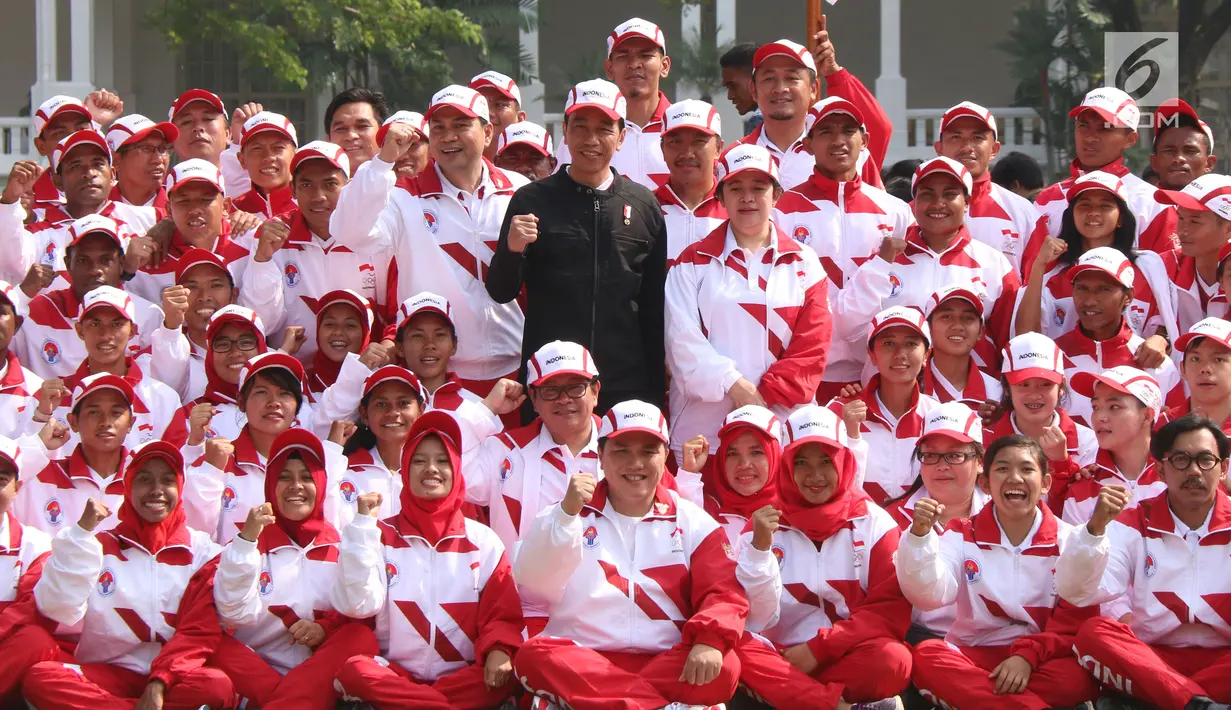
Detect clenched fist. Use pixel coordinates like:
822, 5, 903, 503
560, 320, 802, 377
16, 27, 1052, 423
187, 403, 217, 447
84, 89, 124, 125
561, 473, 596, 517
1038, 424, 1068, 462
2, 161, 43, 205
483, 379, 526, 416
205, 437, 235, 470
356, 492, 383, 518
1086, 484, 1131, 537
329, 420, 357, 446
878, 235, 906, 264
239, 503, 276, 542
161, 285, 191, 330
507, 214, 539, 253
378, 123, 418, 163
680, 435, 709, 474
230, 103, 264, 142
840, 399, 867, 440
79, 499, 112, 532
280, 326, 306, 356
19, 263, 55, 298
253, 220, 291, 263
35, 378, 69, 417
751, 505, 781, 552
910, 497, 945, 537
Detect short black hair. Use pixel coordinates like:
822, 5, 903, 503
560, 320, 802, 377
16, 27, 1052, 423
883, 159, 922, 183
720, 43, 758, 72
1141, 164, 1159, 183
239, 367, 305, 415
323, 88, 390, 135
983, 434, 1048, 475
990, 151, 1044, 192
884, 175, 913, 203
1151, 414, 1231, 462
1154, 115, 1214, 154
1057, 194, 1138, 268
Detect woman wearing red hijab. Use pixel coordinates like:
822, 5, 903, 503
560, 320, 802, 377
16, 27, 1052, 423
735, 405, 913, 710
304, 289, 377, 397
332, 411, 524, 709
211, 428, 379, 709
20, 441, 234, 709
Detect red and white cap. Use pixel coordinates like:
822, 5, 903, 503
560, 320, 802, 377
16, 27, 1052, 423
924, 284, 986, 319
207, 304, 266, 339
291, 140, 350, 176
497, 121, 553, 157
67, 214, 125, 251
82, 286, 137, 323
269, 428, 325, 467
663, 100, 722, 137
239, 351, 306, 392
396, 291, 454, 331
599, 399, 669, 444
35, 95, 91, 137
0, 435, 20, 470
1070, 87, 1141, 133
1175, 316, 1231, 353
912, 156, 973, 197
753, 39, 817, 74
168, 89, 226, 121
607, 18, 666, 57
0, 280, 19, 310
175, 247, 230, 284
717, 144, 780, 186
1156, 173, 1231, 221
564, 80, 627, 122
1156, 99, 1215, 152
51, 129, 111, 172
312, 289, 374, 330
805, 97, 865, 135
1068, 246, 1134, 289
425, 85, 490, 124
921, 401, 983, 445
129, 439, 185, 473
939, 102, 998, 141
527, 340, 599, 387
240, 111, 298, 148
71, 373, 135, 411
363, 365, 428, 404
377, 111, 428, 146
1071, 365, 1162, 414
869, 305, 930, 345
783, 405, 846, 452
1068, 170, 1128, 202
1001, 332, 1065, 385
105, 114, 179, 153
718, 405, 783, 441
165, 158, 224, 194
469, 71, 522, 103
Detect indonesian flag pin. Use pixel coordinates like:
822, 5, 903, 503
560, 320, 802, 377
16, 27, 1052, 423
623, 204, 631, 225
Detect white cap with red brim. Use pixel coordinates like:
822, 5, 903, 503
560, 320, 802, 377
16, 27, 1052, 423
564, 80, 627, 122
921, 401, 984, 445
663, 100, 722, 137
35, 96, 91, 137
207, 304, 266, 339
291, 140, 350, 176
165, 159, 224, 194
940, 102, 998, 142
599, 399, 670, 444
1068, 170, 1129, 202
805, 97, 865, 135
924, 284, 987, 319
1175, 317, 1231, 354
1068, 246, 1135, 289
717, 144, 780, 186
241, 112, 299, 148
469, 71, 522, 103
82, 286, 137, 323
1001, 331, 1065, 385
869, 305, 930, 346
425, 86, 491, 124
912, 156, 973, 197
1071, 365, 1162, 414
497, 122, 553, 157
718, 405, 782, 441
607, 18, 666, 57
67, 214, 126, 251
175, 248, 230, 284
397, 292, 454, 332
363, 365, 428, 404
71, 372, 135, 411
753, 40, 817, 74
51, 130, 111, 172
312, 289, 374, 331
1070, 87, 1141, 133
378, 111, 428, 146
527, 340, 599, 387
238, 351, 306, 392
105, 114, 179, 153
1156, 173, 1231, 221
168, 89, 226, 121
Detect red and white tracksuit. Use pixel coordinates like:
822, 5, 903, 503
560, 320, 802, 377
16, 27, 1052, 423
1165, 251, 1226, 334
773, 171, 913, 389
1056, 321, 1183, 426
126, 230, 255, 307
965, 175, 1047, 274
920, 359, 1003, 409
231, 184, 295, 220
733, 504, 913, 708
0, 512, 51, 613
13, 287, 163, 380
899, 505, 1100, 710
1031, 159, 1179, 258
655, 183, 727, 265
238, 209, 391, 358
52, 356, 189, 451
1032, 250, 1180, 344
985, 410, 1099, 469
837, 226, 1021, 372
182, 431, 347, 544
557, 94, 672, 190
212, 533, 379, 709
149, 328, 207, 403
106, 185, 167, 235
1057, 491, 1231, 709
330, 514, 523, 709
423, 374, 503, 456
24, 526, 233, 709
340, 447, 402, 524
14, 445, 127, 537
827, 380, 943, 503
513, 487, 747, 710
330, 158, 527, 382
1059, 451, 1165, 527
0, 350, 46, 440
665, 222, 831, 456
0, 200, 137, 295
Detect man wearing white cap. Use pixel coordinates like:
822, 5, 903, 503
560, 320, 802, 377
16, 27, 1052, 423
103, 115, 179, 234
18, 91, 122, 222
241, 141, 391, 361
167, 88, 250, 197
1027, 87, 1179, 271
232, 111, 299, 219
493, 121, 556, 181
1158, 318, 1231, 437
488, 79, 667, 416
376, 111, 429, 180
655, 99, 727, 263
1151, 98, 1217, 191
331, 86, 527, 398
555, 18, 672, 190
934, 102, 1047, 272
1156, 174, 1231, 332
469, 71, 527, 162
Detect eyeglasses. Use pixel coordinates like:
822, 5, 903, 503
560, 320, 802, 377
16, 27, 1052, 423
211, 335, 259, 353
917, 451, 977, 465
122, 144, 173, 157
1164, 451, 1223, 472
532, 381, 592, 401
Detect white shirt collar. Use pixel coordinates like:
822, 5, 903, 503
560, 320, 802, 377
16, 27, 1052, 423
994, 506, 1043, 551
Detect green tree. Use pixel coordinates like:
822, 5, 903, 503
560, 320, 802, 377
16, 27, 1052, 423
429, 0, 539, 82
147, 0, 485, 110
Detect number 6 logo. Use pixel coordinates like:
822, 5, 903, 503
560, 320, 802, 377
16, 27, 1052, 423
1116, 38, 1168, 100
1105, 32, 1179, 108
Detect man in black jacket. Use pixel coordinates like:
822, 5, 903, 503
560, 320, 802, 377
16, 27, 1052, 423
487, 79, 667, 418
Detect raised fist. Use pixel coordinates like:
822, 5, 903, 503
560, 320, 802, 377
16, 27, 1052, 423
187, 403, 217, 447
356, 492, 383, 518
2, 161, 44, 205
681, 435, 709, 474
1087, 484, 1131, 537
239, 503, 276, 542
751, 505, 781, 552
561, 473, 596, 517
161, 285, 191, 330
205, 437, 234, 470
378, 123, 418, 163
79, 499, 112, 532
253, 220, 291, 263
911, 497, 945, 537
507, 214, 539, 254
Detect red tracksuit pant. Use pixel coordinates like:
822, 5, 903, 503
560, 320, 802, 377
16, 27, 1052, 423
208, 623, 379, 710
21, 659, 233, 710
334, 653, 515, 709
1073, 616, 1231, 710
0, 625, 64, 699
514, 636, 740, 710
736, 633, 912, 709
911, 640, 1099, 710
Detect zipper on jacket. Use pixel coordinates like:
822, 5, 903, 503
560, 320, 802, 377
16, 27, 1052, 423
591, 194, 600, 349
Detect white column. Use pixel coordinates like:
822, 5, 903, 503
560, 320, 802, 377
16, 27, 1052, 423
677, 3, 703, 101
714, 0, 739, 142
31, 0, 58, 109
520, 0, 546, 125
875, 0, 908, 164
70, 0, 94, 84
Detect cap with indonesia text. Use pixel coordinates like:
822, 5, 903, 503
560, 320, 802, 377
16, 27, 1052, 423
35, 95, 91, 137
924, 284, 987, 320
753, 39, 817, 74
805, 97, 865, 135
241, 112, 299, 148
82, 286, 137, 323
71, 372, 135, 411
51, 129, 111, 172
469, 71, 522, 104
718, 405, 782, 441
1001, 331, 1065, 385
165, 158, 224, 194
940, 102, 998, 142
425, 86, 490, 124
105, 114, 179, 153
921, 401, 983, 445
377, 111, 428, 146
1071, 365, 1162, 414
1068, 170, 1128, 202
526, 340, 599, 386
783, 405, 846, 452
599, 399, 670, 444
497, 122, 553, 157
168, 89, 226, 121
912, 156, 973, 197
663, 100, 721, 137
717, 144, 780, 186
1175, 317, 1231, 354
564, 80, 627, 122
1070, 87, 1141, 133
207, 304, 267, 340
607, 18, 666, 57
363, 365, 428, 404
1068, 246, 1134, 289
1156, 173, 1231, 222
869, 305, 930, 346
67, 214, 125, 251
397, 292, 454, 331
291, 140, 350, 176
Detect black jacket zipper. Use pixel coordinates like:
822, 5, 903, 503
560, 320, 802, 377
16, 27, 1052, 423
591, 193, 600, 349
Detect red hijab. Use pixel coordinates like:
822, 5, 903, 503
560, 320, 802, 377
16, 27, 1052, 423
112, 442, 190, 553
777, 437, 868, 542
308, 291, 374, 394
713, 420, 781, 519
204, 310, 268, 405
260, 428, 339, 550
397, 410, 467, 545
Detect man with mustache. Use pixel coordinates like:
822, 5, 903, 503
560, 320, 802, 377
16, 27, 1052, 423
493, 121, 556, 182
1151, 99, 1217, 191
654, 100, 726, 265
167, 89, 251, 197
104, 115, 179, 234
